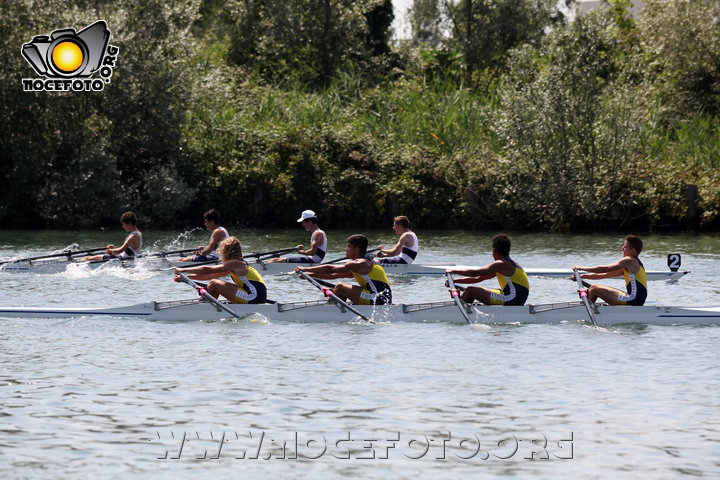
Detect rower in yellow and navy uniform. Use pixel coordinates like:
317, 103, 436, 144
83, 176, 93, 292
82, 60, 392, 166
352, 260, 392, 305
445, 234, 530, 306
573, 234, 647, 306
487, 258, 530, 306
229, 267, 267, 304
616, 259, 647, 306
173, 236, 268, 305
294, 234, 393, 306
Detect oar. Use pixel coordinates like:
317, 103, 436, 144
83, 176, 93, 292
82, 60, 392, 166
311, 277, 337, 289
297, 271, 374, 324
321, 248, 380, 265
445, 273, 472, 324
243, 247, 298, 260
141, 248, 200, 258
572, 268, 598, 327
162, 259, 219, 270
176, 271, 241, 320
0, 246, 106, 265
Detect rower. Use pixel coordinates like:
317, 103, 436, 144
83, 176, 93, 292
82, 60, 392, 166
83, 211, 143, 261
445, 234, 530, 306
295, 234, 392, 305
572, 234, 647, 306
268, 209, 327, 264
179, 209, 229, 262
375, 215, 418, 264
174, 236, 267, 304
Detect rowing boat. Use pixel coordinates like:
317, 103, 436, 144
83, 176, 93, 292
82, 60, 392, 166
0, 256, 689, 281
247, 262, 690, 280
1, 298, 717, 325
0, 256, 177, 274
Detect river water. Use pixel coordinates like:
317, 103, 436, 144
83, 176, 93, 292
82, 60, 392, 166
1, 229, 719, 479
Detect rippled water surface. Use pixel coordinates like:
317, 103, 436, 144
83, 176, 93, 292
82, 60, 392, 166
1, 229, 719, 479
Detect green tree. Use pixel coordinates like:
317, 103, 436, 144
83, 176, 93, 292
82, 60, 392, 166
443, 0, 560, 88
226, 0, 394, 87
0, 0, 200, 227
491, 5, 656, 230
636, 0, 720, 122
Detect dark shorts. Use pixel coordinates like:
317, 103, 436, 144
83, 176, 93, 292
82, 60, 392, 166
286, 256, 317, 264
192, 254, 219, 262
380, 257, 408, 264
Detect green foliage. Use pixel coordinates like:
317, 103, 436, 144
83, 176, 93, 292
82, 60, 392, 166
443, 0, 561, 88
1, 0, 719, 231
638, 0, 720, 121
225, 0, 395, 88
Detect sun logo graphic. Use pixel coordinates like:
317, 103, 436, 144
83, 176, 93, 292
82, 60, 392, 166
21, 20, 119, 92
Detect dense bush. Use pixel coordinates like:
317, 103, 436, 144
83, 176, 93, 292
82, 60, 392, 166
1, 0, 718, 231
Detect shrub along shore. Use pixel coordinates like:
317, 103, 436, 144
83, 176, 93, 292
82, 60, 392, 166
2, 0, 718, 231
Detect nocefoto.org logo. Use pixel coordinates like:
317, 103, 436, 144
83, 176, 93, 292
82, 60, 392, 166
21, 20, 119, 92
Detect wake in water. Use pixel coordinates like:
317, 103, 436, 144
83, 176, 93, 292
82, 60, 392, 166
146, 228, 204, 253
61, 259, 159, 281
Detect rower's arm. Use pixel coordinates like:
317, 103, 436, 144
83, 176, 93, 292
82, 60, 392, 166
574, 257, 631, 278
580, 269, 624, 280
174, 262, 231, 281
379, 233, 410, 257
446, 263, 495, 278
198, 229, 224, 255
453, 274, 494, 284
295, 263, 351, 279
298, 231, 322, 256
108, 234, 140, 255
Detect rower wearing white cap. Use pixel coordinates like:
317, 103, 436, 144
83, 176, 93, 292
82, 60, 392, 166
268, 209, 328, 264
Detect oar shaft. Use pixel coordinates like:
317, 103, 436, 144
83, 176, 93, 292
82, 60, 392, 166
243, 247, 298, 259
0, 246, 106, 265
321, 248, 380, 265
573, 268, 597, 327
143, 248, 200, 258
298, 271, 374, 323
445, 273, 472, 324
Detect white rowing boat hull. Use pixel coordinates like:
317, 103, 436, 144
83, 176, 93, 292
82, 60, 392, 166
180, 262, 690, 281
0, 257, 177, 273
0, 257, 690, 281
1, 299, 718, 325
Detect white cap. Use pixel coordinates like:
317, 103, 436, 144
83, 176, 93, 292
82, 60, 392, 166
297, 209, 317, 222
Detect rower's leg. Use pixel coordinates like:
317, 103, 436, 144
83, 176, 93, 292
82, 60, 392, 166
587, 284, 621, 305
333, 283, 363, 303
460, 286, 493, 305
207, 279, 240, 302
